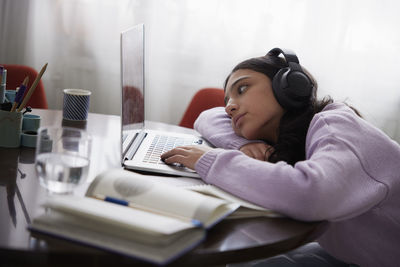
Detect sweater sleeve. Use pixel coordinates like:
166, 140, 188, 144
194, 107, 258, 149
195, 115, 388, 222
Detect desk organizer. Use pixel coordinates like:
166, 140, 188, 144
0, 110, 22, 148
0, 110, 41, 148
20, 114, 41, 147
21, 130, 38, 148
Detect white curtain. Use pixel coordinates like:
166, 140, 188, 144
1, 0, 400, 141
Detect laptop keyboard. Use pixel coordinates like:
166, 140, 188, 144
142, 134, 202, 165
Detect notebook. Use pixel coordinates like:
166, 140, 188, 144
120, 24, 208, 178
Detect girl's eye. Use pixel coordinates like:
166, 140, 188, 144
238, 85, 248, 94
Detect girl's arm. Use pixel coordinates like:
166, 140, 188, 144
194, 107, 259, 149
195, 135, 387, 222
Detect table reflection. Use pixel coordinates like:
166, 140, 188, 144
0, 147, 39, 249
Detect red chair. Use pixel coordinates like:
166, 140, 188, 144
2, 64, 48, 109
179, 88, 225, 129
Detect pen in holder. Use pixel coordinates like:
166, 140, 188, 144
0, 109, 22, 148
0, 69, 6, 104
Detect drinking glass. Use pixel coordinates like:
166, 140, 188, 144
35, 126, 92, 194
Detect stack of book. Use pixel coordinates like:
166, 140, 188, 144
29, 169, 279, 265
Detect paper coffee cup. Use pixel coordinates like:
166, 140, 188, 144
63, 89, 91, 121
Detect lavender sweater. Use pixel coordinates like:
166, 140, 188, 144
194, 103, 400, 267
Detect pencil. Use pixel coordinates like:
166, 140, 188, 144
10, 76, 29, 112
22, 76, 29, 87
17, 63, 48, 112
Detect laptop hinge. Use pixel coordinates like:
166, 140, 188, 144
124, 131, 147, 161
122, 132, 137, 158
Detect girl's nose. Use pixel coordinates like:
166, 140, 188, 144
225, 100, 238, 118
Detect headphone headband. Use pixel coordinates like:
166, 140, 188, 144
267, 48, 299, 65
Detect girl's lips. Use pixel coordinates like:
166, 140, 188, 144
234, 113, 245, 128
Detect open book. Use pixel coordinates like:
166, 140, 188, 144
29, 169, 239, 265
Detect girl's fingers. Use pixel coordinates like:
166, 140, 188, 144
264, 146, 275, 161
163, 154, 186, 165
161, 145, 212, 170
161, 146, 190, 159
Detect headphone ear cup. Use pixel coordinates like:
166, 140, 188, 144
272, 68, 314, 110
272, 68, 290, 109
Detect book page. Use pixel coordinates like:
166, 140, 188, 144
43, 195, 194, 237
184, 184, 268, 210
184, 184, 283, 218
86, 169, 238, 227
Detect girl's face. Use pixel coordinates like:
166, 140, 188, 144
224, 69, 285, 143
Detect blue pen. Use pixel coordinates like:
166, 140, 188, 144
0, 66, 3, 82
11, 84, 27, 112
93, 194, 203, 227
104, 195, 129, 206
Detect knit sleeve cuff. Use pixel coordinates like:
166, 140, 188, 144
228, 139, 265, 150
195, 149, 219, 181
228, 139, 253, 150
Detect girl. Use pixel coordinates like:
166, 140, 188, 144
161, 48, 400, 267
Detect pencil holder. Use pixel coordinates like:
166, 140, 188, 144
0, 110, 22, 148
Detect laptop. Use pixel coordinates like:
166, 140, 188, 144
120, 24, 209, 178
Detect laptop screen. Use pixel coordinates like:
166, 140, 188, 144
121, 24, 145, 131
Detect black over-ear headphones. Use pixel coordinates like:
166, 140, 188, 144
267, 48, 315, 110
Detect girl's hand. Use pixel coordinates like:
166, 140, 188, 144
161, 145, 214, 170
240, 143, 275, 161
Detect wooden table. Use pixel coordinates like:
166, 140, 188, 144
0, 109, 326, 266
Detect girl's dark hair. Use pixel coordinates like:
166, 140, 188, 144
223, 55, 334, 166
